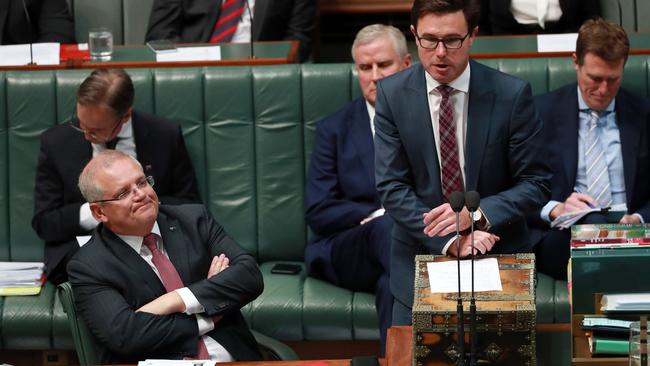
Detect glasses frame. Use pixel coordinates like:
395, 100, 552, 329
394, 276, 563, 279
414, 30, 471, 50
68, 107, 125, 143
90, 175, 155, 204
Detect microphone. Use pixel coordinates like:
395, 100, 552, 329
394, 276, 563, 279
21, 0, 36, 65
465, 191, 480, 366
244, 0, 255, 59
449, 191, 466, 366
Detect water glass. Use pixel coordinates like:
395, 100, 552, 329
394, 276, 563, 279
630, 321, 650, 366
88, 28, 113, 61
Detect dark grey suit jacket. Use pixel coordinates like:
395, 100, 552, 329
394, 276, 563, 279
0, 0, 75, 44
32, 110, 201, 284
374, 61, 551, 307
146, 0, 316, 61
67, 204, 263, 364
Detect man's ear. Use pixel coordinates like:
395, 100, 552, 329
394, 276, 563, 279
90, 203, 109, 223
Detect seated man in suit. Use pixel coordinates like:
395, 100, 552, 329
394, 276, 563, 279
1, 0, 76, 45
305, 24, 411, 354
68, 150, 263, 363
531, 18, 650, 280
32, 68, 201, 285
146, 0, 316, 61
374, 0, 551, 323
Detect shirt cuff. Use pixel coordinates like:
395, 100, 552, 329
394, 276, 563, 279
176, 287, 205, 315
540, 201, 561, 224
441, 235, 459, 255
633, 213, 645, 224
79, 202, 100, 231
367, 208, 385, 219
195, 314, 215, 336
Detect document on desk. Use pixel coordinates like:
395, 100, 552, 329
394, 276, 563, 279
537, 33, 578, 52
551, 203, 627, 229
427, 258, 502, 293
155, 46, 221, 62
0, 43, 60, 66
138, 360, 216, 366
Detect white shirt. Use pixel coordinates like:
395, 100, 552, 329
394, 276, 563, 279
231, 0, 255, 43
117, 222, 234, 362
510, 0, 563, 28
425, 63, 471, 254
79, 118, 137, 230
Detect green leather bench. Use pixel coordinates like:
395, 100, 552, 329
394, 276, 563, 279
5, 56, 649, 360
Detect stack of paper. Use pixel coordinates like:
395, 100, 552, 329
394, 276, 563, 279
0, 262, 45, 296
570, 223, 650, 249
602, 293, 650, 312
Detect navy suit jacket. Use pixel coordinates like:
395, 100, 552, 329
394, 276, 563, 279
304, 98, 381, 279
374, 61, 551, 307
529, 84, 650, 242
32, 110, 201, 283
67, 204, 263, 364
0, 0, 75, 45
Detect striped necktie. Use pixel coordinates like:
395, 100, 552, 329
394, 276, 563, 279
584, 110, 613, 207
437, 85, 464, 202
210, 0, 247, 43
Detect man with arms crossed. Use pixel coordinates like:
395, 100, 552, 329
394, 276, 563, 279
305, 24, 411, 353
68, 150, 263, 363
374, 0, 551, 323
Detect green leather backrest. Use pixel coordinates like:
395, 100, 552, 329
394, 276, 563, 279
73, 0, 124, 44
2, 57, 650, 264
123, 0, 154, 45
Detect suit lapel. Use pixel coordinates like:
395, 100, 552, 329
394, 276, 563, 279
349, 99, 375, 182
465, 62, 494, 190
101, 226, 166, 295
131, 113, 155, 177
405, 65, 440, 197
615, 94, 640, 204
158, 212, 192, 286
0, 0, 8, 44
562, 87, 580, 188
252, 0, 269, 40
203, 0, 222, 41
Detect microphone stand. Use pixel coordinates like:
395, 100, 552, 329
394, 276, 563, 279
455, 210, 465, 366
244, 0, 255, 59
469, 213, 477, 366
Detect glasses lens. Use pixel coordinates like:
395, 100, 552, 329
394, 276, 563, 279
444, 39, 463, 49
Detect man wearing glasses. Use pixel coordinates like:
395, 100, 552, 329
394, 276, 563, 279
68, 150, 262, 363
33, 68, 200, 285
373, 0, 551, 323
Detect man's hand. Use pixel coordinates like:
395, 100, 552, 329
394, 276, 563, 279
620, 214, 641, 224
136, 291, 185, 315
446, 231, 500, 258
549, 192, 598, 220
207, 254, 229, 278
423, 203, 471, 237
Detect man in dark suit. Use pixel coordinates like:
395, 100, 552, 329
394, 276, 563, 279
374, 0, 551, 323
531, 18, 650, 280
146, 0, 316, 61
68, 150, 263, 363
0, 0, 75, 44
305, 24, 411, 354
32, 68, 200, 285
478, 0, 600, 35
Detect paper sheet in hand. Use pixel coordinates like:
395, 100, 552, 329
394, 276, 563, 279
427, 257, 502, 293
537, 33, 578, 52
155, 46, 221, 62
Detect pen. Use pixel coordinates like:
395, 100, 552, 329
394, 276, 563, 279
574, 188, 596, 209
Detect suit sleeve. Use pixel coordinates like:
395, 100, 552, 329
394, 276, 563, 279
35, 0, 76, 43
68, 258, 199, 358
157, 125, 201, 205
284, 0, 316, 61
32, 136, 86, 242
305, 121, 378, 237
186, 207, 263, 316
374, 82, 454, 254
478, 82, 551, 230
146, 0, 184, 42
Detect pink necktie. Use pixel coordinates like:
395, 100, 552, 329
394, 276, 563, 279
143, 234, 210, 359
437, 85, 464, 202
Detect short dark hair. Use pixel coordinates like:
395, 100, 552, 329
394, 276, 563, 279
76, 68, 135, 116
410, 0, 480, 31
575, 18, 629, 65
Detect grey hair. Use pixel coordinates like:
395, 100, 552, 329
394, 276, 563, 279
351, 24, 409, 61
78, 150, 142, 203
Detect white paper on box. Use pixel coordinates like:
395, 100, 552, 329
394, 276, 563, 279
427, 257, 503, 293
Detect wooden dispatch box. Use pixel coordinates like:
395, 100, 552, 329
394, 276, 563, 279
413, 254, 536, 366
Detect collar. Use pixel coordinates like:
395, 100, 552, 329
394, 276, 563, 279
577, 86, 615, 114
117, 116, 133, 139
425, 61, 471, 95
116, 221, 162, 254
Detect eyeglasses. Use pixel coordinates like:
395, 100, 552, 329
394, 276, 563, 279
90, 176, 155, 204
68, 109, 124, 143
414, 30, 471, 50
